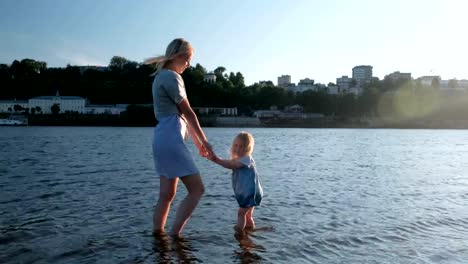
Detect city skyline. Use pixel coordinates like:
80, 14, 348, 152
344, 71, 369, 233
1, 0, 467, 85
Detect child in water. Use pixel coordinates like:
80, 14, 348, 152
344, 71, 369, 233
208, 131, 263, 232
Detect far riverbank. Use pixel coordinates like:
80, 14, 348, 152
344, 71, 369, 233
2, 114, 467, 129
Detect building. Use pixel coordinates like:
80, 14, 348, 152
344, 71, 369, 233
0, 92, 130, 115
336, 76, 353, 92
459, 80, 468, 89
418, 76, 441, 86
294, 78, 315, 93
348, 87, 362, 95
440, 79, 468, 91
0, 99, 29, 113
352, 65, 373, 87
278, 75, 291, 88
192, 107, 237, 116
327, 85, 339, 95
203, 73, 216, 83
285, 83, 297, 92
385, 71, 412, 81
28, 91, 86, 114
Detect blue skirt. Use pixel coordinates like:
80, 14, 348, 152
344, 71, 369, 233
152, 114, 199, 179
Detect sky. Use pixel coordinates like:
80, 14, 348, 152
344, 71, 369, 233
1, 0, 467, 85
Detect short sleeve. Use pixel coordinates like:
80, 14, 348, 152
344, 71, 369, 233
238, 156, 254, 168
164, 72, 187, 104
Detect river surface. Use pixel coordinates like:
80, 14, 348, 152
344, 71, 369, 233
1, 127, 468, 263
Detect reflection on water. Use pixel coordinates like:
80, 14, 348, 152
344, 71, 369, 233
151, 234, 200, 263
233, 229, 265, 264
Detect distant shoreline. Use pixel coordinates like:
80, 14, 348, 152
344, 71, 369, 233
2, 115, 468, 129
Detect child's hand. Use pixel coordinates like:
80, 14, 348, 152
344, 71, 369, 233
207, 152, 217, 161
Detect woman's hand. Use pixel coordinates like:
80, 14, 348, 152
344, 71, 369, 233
201, 140, 213, 157
198, 145, 209, 157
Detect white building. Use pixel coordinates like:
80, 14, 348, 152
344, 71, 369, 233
278, 75, 291, 88
385, 71, 412, 81
336, 76, 353, 92
418, 76, 441, 86
203, 73, 216, 83
294, 78, 315, 93
193, 107, 237, 116
0, 92, 131, 115
0, 100, 29, 113
352, 65, 373, 87
28, 92, 86, 114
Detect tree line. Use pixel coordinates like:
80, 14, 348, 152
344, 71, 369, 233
1, 57, 468, 120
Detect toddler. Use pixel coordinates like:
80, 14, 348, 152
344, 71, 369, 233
208, 131, 263, 232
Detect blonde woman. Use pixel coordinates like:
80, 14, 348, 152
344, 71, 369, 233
145, 38, 213, 237
208, 132, 263, 232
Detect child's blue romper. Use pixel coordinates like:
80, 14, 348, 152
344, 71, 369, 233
232, 156, 263, 208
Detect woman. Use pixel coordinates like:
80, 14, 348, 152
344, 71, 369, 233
145, 38, 213, 237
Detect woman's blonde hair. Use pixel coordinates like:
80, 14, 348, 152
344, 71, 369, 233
144, 38, 193, 75
230, 131, 255, 159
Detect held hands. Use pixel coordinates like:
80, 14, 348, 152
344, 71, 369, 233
198, 141, 218, 162
206, 149, 217, 161
198, 141, 214, 158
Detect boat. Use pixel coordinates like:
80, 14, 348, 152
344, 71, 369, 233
0, 119, 26, 126
0, 115, 28, 126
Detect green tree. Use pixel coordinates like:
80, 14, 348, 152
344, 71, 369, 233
13, 104, 23, 112
109, 56, 130, 71
214, 66, 226, 80
229, 72, 245, 88
51, 103, 60, 114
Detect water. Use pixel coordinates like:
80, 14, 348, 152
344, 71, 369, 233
1, 127, 468, 263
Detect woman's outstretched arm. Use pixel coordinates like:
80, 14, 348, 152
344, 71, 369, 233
177, 98, 213, 156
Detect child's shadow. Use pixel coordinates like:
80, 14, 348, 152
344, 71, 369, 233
233, 228, 268, 264
152, 234, 200, 263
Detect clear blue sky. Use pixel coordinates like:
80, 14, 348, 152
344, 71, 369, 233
1, 0, 467, 85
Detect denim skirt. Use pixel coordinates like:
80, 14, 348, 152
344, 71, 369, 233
152, 114, 199, 179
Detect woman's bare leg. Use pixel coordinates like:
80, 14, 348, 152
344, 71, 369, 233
236, 208, 250, 232
245, 207, 255, 229
153, 176, 178, 234
170, 174, 205, 237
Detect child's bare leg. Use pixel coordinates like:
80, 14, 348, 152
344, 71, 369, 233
236, 208, 249, 232
245, 207, 255, 229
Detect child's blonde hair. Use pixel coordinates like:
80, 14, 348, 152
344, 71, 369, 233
230, 131, 255, 159
144, 38, 194, 75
